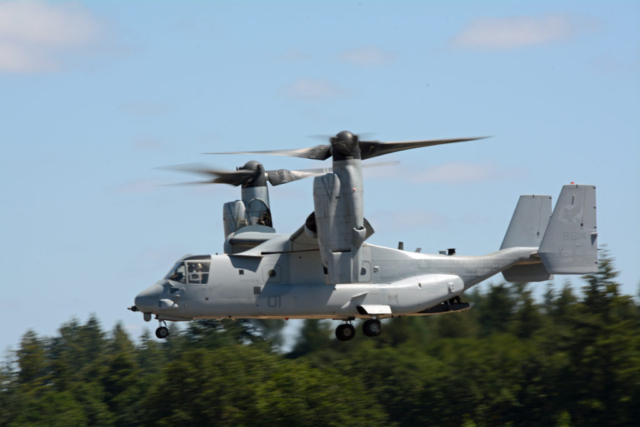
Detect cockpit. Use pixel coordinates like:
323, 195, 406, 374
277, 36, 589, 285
165, 255, 212, 284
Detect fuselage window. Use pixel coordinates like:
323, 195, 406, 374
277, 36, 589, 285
166, 263, 186, 284
188, 262, 210, 284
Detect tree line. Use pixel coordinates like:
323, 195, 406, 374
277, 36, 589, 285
1, 251, 639, 426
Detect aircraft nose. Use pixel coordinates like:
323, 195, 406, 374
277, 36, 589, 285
134, 284, 163, 312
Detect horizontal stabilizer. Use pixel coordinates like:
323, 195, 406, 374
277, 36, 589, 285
539, 184, 598, 274
502, 264, 552, 283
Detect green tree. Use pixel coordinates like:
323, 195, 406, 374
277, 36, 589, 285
100, 351, 142, 426
16, 330, 47, 388
477, 283, 513, 336
142, 345, 386, 426
509, 283, 543, 339
287, 319, 334, 358
9, 391, 87, 427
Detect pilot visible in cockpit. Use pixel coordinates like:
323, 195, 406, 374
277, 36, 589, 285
168, 264, 185, 283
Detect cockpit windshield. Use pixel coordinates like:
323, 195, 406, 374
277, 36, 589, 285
165, 262, 186, 283
165, 256, 211, 285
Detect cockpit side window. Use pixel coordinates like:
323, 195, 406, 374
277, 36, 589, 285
187, 262, 210, 284
166, 263, 186, 284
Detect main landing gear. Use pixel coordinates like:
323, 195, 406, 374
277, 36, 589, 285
335, 319, 383, 341
156, 321, 169, 339
362, 319, 382, 337
336, 323, 356, 341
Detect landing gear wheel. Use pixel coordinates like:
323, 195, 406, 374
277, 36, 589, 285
363, 319, 382, 337
155, 326, 169, 339
336, 324, 356, 341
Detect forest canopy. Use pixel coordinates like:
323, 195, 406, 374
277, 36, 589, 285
1, 251, 639, 426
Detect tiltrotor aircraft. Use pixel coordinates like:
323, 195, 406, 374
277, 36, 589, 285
130, 131, 598, 341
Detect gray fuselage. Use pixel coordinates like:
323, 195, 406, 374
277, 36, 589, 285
134, 244, 536, 321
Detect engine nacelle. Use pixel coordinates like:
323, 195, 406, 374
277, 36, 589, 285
223, 201, 247, 237
313, 171, 367, 284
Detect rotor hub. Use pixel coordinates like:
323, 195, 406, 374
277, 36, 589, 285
331, 130, 360, 159
336, 130, 356, 142
239, 160, 263, 171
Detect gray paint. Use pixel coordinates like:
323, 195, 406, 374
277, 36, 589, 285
134, 243, 540, 321
133, 131, 598, 332
539, 184, 598, 273
501, 195, 552, 249
500, 194, 553, 282
134, 184, 598, 322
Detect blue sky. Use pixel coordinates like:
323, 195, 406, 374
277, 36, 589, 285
1, 0, 638, 351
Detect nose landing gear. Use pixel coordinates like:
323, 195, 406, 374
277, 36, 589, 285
155, 321, 169, 339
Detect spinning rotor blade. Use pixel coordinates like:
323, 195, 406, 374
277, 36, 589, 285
161, 162, 339, 187
266, 161, 399, 185
358, 136, 490, 160
159, 163, 257, 187
266, 167, 331, 186
205, 132, 487, 164
205, 144, 333, 161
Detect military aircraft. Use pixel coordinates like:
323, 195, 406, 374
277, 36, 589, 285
130, 131, 598, 341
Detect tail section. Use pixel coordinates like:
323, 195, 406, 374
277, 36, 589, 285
538, 184, 598, 274
501, 195, 552, 250
501, 195, 553, 282
500, 185, 598, 282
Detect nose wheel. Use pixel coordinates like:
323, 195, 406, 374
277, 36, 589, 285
335, 323, 356, 341
155, 321, 169, 339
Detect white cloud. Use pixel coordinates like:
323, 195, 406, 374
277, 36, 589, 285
411, 161, 523, 184
451, 15, 594, 50
338, 45, 397, 66
281, 78, 349, 102
0, 42, 56, 72
0, 0, 101, 72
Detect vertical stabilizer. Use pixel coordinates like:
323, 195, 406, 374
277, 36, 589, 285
538, 184, 598, 274
501, 195, 552, 249
500, 194, 552, 282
